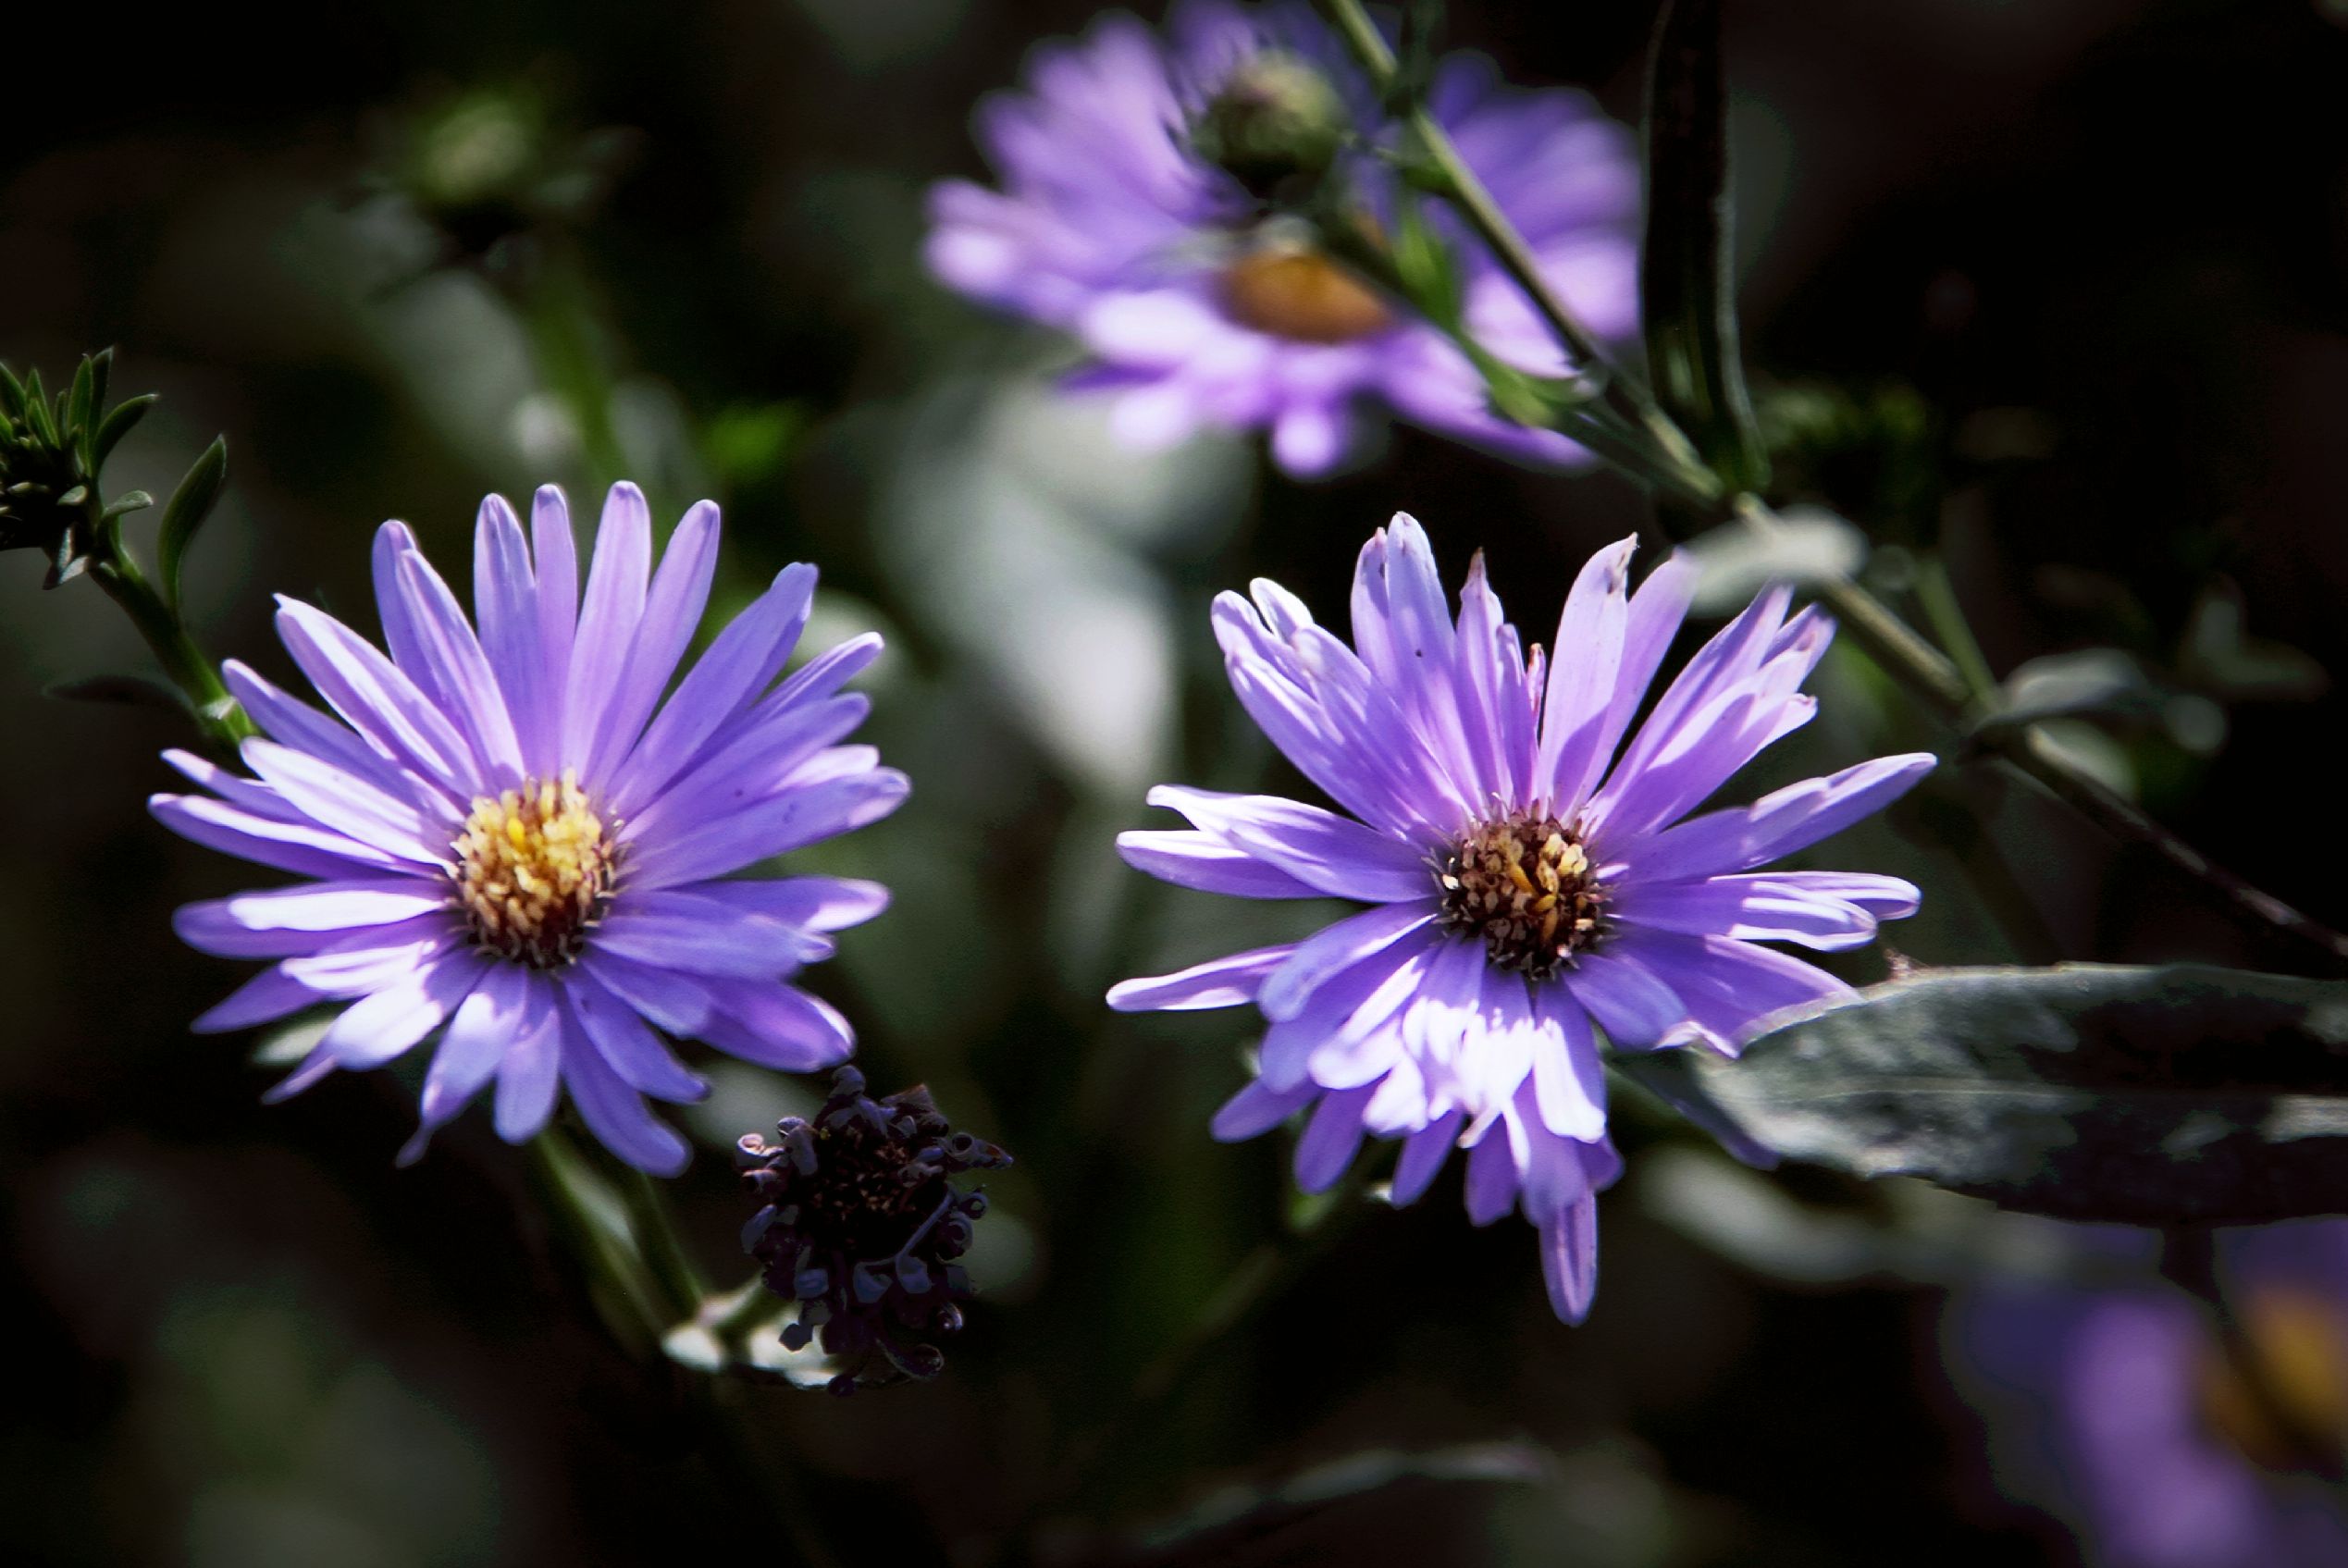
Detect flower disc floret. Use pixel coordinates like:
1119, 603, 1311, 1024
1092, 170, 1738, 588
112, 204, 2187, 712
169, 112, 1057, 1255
452, 770, 617, 969
1438, 810, 1605, 981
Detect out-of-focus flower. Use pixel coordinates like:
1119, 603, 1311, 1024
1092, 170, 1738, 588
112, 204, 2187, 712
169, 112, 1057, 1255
1109, 515, 1932, 1320
153, 483, 907, 1173
1948, 1222, 2348, 1568
739, 1067, 1009, 1394
924, 1, 1638, 476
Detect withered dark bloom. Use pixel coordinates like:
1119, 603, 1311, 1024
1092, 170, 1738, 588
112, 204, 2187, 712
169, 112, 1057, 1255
739, 1067, 1009, 1395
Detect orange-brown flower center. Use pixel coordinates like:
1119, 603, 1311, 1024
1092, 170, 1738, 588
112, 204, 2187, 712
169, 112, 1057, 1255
2196, 1286, 2348, 1476
1436, 811, 1607, 981
1220, 247, 1393, 344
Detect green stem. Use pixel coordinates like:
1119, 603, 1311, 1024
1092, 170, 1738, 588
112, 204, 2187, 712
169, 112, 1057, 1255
1913, 551, 1999, 707
85, 507, 254, 757
1318, 0, 1715, 495
618, 1164, 708, 1328
525, 1128, 667, 1349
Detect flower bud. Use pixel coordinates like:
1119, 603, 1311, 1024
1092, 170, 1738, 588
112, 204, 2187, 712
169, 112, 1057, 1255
1190, 51, 1349, 199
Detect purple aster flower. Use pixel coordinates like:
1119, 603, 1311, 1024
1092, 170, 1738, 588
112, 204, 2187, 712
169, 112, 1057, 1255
152, 482, 907, 1175
1948, 1222, 2348, 1567
1107, 515, 1934, 1321
924, 0, 1639, 477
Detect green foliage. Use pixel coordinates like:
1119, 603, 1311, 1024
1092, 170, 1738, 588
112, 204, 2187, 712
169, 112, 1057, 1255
157, 437, 229, 613
1696, 964, 2348, 1225
1639, 0, 1769, 494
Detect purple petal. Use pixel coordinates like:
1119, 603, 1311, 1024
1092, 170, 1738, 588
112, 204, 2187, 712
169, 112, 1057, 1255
1539, 1187, 1600, 1323
318, 949, 489, 1069
582, 499, 721, 784
1534, 536, 1634, 814
561, 1028, 690, 1176
562, 967, 707, 1101
1259, 901, 1440, 1023
1107, 943, 1297, 1012
191, 966, 325, 1033
473, 494, 559, 774
491, 977, 564, 1142
625, 768, 909, 889
216, 879, 450, 933
1391, 1111, 1464, 1205
592, 893, 809, 979
1616, 752, 1938, 884
531, 486, 579, 747
371, 521, 447, 712
280, 917, 463, 997
150, 791, 408, 879
390, 544, 525, 780
608, 562, 817, 817
272, 597, 481, 798
1210, 1078, 1316, 1141
1613, 873, 1894, 951
1616, 929, 1855, 1051
1144, 785, 1432, 902
1463, 1127, 1520, 1225
621, 694, 872, 849
1529, 983, 1606, 1139
1560, 948, 1687, 1049
680, 876, 888, 933
238, 739, 448, 866
1116, 830, 1325, 899
224, 661, 451, 814
404, 961, 532, 1161
560, 482, 653, 770
692, 980, 857, 1070
1293, 1084, 1374, 1192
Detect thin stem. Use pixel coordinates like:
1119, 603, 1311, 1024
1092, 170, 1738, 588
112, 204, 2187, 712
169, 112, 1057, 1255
1318, 0, 1714, 494
618, 1164, 709, 1329
1913, 551, 2000, 707
84, 504, 254, 758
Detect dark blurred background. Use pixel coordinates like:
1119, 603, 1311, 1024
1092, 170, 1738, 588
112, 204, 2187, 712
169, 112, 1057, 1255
7, 1, 2348, 1563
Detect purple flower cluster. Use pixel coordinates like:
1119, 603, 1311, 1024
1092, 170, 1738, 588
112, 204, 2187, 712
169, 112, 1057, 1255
1949, 1223, 2348, 1567
1110, 516, 1932, 1320
154, 484, 905, 1174
925, 0, 1638, 476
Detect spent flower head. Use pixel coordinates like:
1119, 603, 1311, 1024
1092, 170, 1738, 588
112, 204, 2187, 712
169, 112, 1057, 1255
739, 1067, 1010, 1395
924, 0, 1638, 476
1110, 515, 1934, 1321
153, 482, 906, 1173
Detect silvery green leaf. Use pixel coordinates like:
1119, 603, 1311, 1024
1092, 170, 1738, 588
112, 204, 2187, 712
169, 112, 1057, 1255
1694, 963, 2348, 1225
1683, 504, 1865, 612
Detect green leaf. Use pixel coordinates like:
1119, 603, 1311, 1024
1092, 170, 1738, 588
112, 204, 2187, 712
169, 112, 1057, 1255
157, 436, 228, 611
91, 393, 156, 472
1640, 0, 1769, 493
1694, 964, 2348, 1225
100, 489, 154, 521
43, 673, 190, 714
65, 355, 95, 453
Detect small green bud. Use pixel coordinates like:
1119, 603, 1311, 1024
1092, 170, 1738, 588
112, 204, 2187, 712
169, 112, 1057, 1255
1190, 51, 1349, 199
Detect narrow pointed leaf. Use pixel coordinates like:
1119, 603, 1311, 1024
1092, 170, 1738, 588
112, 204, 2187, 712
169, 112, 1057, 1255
1695, 963, 2348, 1225
1641, 0, 1768, 492
91, 393, 156, 471
157, 437, 228, 611
45, 673, 189, 714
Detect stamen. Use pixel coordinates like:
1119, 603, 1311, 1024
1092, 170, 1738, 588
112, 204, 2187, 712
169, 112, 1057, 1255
1436, 809, 1607, 980
451, 770, 618, 969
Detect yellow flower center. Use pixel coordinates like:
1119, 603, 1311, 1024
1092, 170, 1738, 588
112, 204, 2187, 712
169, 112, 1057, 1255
1220, 246, 1393, 344
451, 770, 618, 969
1436, 811, 1607, 981
2196, 1286, 2348, 1476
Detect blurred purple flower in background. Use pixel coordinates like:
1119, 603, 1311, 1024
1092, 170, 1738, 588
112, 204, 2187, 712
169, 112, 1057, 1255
1948, 1221, 2348, 1567
924, 0, 1639, 476
153, 483, 906, 1174
1109, 515, 1932, 1319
